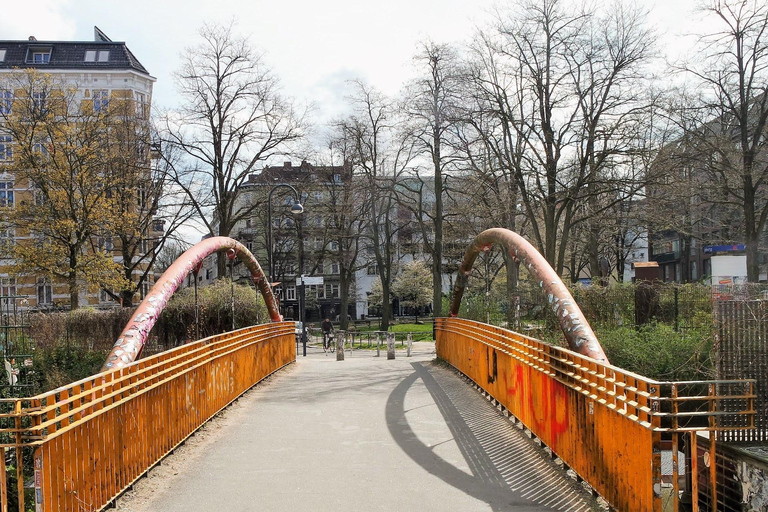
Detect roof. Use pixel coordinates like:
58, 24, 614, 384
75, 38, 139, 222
244, 161, 351, 187
0, 28, 151, 76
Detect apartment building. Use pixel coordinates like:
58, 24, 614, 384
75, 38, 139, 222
0, 27, 159, 309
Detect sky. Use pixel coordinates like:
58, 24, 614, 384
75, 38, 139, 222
1, 0, 717, 130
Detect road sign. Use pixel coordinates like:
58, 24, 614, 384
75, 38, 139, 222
297, 276, 324, 286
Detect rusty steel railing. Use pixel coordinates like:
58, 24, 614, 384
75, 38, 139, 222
435, 318, 755, 512
0, 322, 295, 512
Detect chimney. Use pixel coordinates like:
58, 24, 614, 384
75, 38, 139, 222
29, 36, 37, 41
283, 161, 291, 169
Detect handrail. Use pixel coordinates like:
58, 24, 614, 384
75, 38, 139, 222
103, 236, 279, 370
448, 228, 608, 362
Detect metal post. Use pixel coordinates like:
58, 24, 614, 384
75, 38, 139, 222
267, 183, 304, 284
407, 333, 413, 357
674, 287, 679, 332
194, 272, 199, 340
387, 332, 395, 360
336, 331, 344, 361
230, 258, 235, 331
300, 278, 307, 357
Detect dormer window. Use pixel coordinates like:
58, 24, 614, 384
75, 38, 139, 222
27, 47, 51, 64
0, 50, 6, 62
32, 51, 50, 64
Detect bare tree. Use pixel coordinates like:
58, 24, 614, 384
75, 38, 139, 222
399, 41, 465, 317
162, 22, 306, 277
339, 81, 415, 331
469, 0, 656, 277
677, 0, 768, 281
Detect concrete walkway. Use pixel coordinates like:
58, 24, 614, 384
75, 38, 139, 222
116, 343, 597, 512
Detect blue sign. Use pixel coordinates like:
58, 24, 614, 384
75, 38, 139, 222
704, 244, 746, 254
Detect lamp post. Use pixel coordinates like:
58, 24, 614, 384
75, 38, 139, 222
267, 184, 304, 284
266, 184, 305, 355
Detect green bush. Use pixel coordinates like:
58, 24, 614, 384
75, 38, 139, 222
595, 323, 714, 381
159, 279, 269, 344
32, 344, 109, 392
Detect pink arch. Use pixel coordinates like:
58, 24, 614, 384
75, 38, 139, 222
449, 228, 608, 363
102, 237, 281, 371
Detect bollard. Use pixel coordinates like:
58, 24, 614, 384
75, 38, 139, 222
407, 333, 413, 357
336, 332, 345, 361
376, 332, 382, 357
386, 332, 395, 360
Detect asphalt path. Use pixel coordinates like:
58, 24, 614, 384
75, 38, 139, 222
116, 342, 598, 512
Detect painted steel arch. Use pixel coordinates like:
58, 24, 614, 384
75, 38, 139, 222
448, 228, 608, 363
102, 236, 280, 371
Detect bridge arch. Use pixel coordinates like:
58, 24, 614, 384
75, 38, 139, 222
102, 236, 280, 371
448, 228, 608, 363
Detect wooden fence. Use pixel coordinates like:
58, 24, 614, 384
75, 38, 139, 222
0, 322, 295, 512
435, 318, 755, 512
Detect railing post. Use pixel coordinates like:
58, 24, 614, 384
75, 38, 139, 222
14, 400, 24, 512
690, 432, 699, 512
0, 447, 7, 512
407, 333, 412, 357
672, 384, 679, 512
386, 333, 395, 360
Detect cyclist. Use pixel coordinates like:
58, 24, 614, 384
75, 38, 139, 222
321, 317, 334, 352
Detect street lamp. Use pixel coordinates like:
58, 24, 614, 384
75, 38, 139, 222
266, 184, 304, 284
266, 184, 306, 356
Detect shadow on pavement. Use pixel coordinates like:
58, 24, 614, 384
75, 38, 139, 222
385, 361, 594, 512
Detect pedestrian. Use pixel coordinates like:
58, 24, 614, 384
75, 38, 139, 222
321, 317, 334, 352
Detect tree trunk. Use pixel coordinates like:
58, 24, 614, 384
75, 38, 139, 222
339, 270, 350, 330
121, 290, 134, 308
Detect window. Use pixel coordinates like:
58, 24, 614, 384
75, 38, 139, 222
0, 181, 13, 207
100, 289, 113, 303
0, 278, 16, 308
0, 227, 13, 255
329, 241, 339, 251
84, 50, 97, 62
286, 285, 296, 301
327, 283, 339, 299
333, 174, 341, 183
0, 136, 12, 162
0, 90, 11, 115
32, 91, 47, 116
316, 284, 325, 299
32, 140, 49, 156
135, 92, 147, 117
98, 50, 109, 62
98, 236, 114, 252
0, 50, 6, 62
93, 89, 109, 112
331, 262, 339, 274
32, 51, 50, 64
245, 241, 254, 252
37, 279, 52, 305
141, 281, 149, 298
367, 265, 378, 275
314, 191, 324, 202
314, 237, 323, 250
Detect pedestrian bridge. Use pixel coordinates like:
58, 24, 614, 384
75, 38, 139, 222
0, 231, 755, 512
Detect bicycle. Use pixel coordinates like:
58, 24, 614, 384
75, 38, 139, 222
323, 332, 335, 354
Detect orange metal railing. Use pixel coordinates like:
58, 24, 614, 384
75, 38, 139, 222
436, 318, 755, 512
0, 322, 296, 512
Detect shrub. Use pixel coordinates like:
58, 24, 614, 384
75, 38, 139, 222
595, 323, 714, 381
158, 279, 269, 345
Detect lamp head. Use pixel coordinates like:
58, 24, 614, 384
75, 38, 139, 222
290, 202, 304, 215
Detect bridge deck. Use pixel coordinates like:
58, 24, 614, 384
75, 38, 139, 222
116, 343, 597, 512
